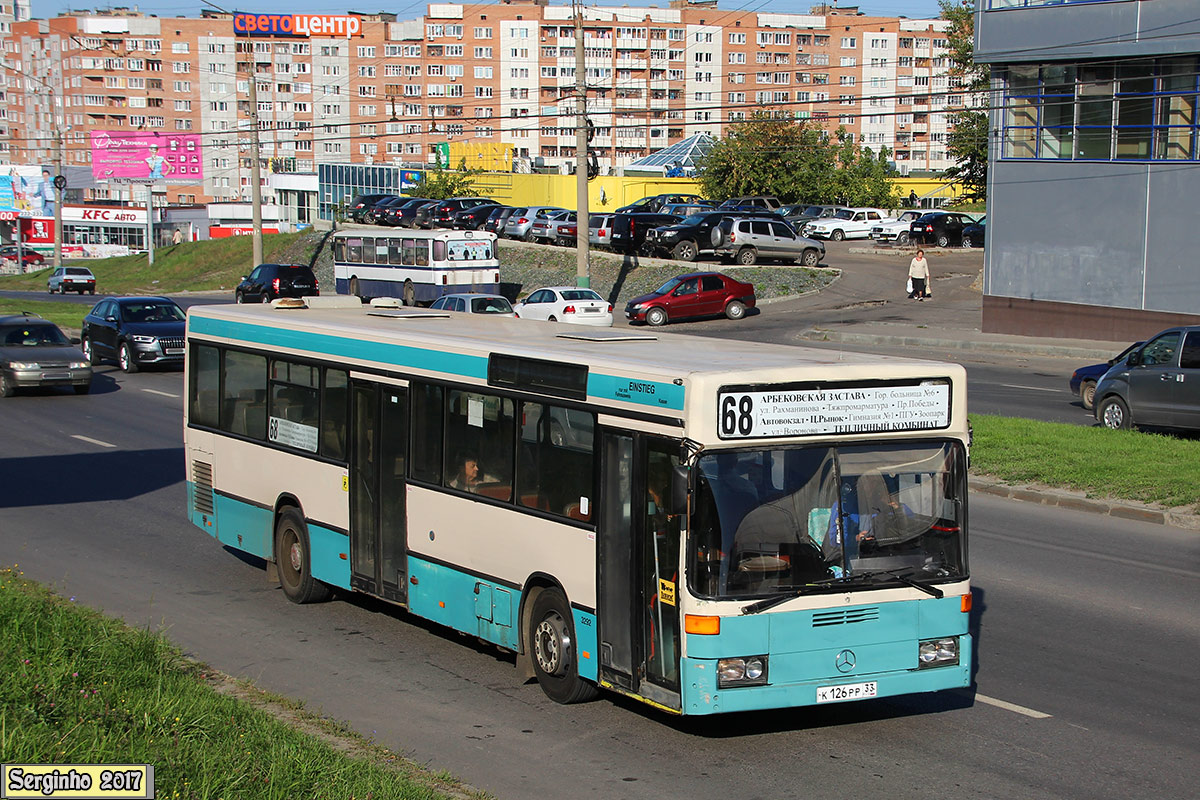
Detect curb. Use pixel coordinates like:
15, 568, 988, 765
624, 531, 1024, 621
969, 477, 1200, 531
757, 269, 842, 305
846, 246, 981, 256
799, 327, 1120, 361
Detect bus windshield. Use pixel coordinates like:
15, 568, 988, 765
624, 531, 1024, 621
687, 442, 966, 600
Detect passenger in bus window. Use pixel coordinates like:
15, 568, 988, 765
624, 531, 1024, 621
450, 451, 482, 493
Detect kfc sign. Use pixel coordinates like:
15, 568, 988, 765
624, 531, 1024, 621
63, 205, 147, 225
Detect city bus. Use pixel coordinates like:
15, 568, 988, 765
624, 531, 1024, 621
183, 299, 972, 715
331, 226, 500, 305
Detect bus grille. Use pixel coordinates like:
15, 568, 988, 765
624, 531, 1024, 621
812, 607, 879, 627
192, 460, 214, 515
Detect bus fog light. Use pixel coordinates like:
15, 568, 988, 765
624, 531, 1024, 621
918, 637, 959, 668
718, 656, 768, 688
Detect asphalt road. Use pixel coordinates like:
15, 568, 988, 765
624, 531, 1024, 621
1, 370, 1196, 799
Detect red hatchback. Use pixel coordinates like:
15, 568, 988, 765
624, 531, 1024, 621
624, 271, 756, 326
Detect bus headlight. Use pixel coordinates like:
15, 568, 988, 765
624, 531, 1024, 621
717, 656, 768, 688
918, 637, 959, 668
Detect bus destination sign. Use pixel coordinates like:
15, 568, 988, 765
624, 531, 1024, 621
717, 381, 950, 439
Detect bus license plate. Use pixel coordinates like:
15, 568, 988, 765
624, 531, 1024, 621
816, 681, 878, 704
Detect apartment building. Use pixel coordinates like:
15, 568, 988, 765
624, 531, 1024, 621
1, 1, 955, 207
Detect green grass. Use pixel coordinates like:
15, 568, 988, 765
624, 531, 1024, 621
0, 233, 318, 295
970, 413, 1200, 510
0, 567, 481, 800
0, 299, 92, 333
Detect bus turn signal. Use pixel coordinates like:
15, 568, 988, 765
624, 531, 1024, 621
684, 615, 721, 635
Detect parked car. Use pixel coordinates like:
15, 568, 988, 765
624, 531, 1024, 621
550, 218, 578, 246
909, 211, 975, 247
711, 217, 825, 266
81, 296, 186, 373
400, 200, 439, 228
788, 204, 845, 228
529, 210, 575, 243
429, 197, 494, 228
588, 214, 616, 247
608, 212, 683, 254
483, 206, 518, 234
47, 266, 96, 294
0, 245, 45, 266
235, 263, 319, 304
1095, 326, 1200, 431
503, 206, 568, 241
452, 203, 502, 230
645, 211, 740, 262
624, 272, 756, 326
378, 197, 430, 227
412, 200, 446, 229
429, 293, 515, 317
616, 193, 704, 214
348, 193, 395, 223
803, 208, 890, 241
366, 195, 408, 225
718, 196, 782, 211
870, 210, 924, 244
513, 286, 613, 327
0, 312, 91, 396
1070, 340, 1143, 411
961, 216, 986, 248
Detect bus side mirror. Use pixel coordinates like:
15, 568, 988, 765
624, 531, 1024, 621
670, 465, 690, 517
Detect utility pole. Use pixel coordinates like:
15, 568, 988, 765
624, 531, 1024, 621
247, 68, 264, 268
52, 129, 63, 270
573, 0, 590, 288
145, 188, 155, 266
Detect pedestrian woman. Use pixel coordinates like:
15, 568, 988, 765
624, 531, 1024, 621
908, 249, 930, 300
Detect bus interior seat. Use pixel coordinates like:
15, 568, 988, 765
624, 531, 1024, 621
478, 484, 512, 501
563, 501, 591, 522
520, 493, 550, 511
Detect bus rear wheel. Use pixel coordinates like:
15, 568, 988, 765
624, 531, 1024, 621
403, 280, 415, 306
528, 588, 598, 704
276, 507, 331, 604
349, 277, 362, 300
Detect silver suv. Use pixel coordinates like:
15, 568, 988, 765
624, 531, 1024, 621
710, 217, 825, 266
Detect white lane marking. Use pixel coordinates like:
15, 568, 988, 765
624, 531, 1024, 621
999, 383, 1062, 393
141, 388, 180, 398
975, 693, 1052, 719
71, 435, 116, 449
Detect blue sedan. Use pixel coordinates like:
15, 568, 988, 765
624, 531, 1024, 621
1070, 341, 1142, 410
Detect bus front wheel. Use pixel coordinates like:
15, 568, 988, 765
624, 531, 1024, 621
403, 280, 415, 306
528, 588, 598, 704
276, 507, 331, 604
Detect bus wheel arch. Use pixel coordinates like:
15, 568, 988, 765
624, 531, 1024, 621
403, 280, 415, 306
274, 501, 331, 604
349, 276, 362, 299
520, 578, 599, 704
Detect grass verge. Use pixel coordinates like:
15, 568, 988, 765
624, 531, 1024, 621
970, 413, 1200, 511
0, 567, 482, 800
0, 299, 93, 333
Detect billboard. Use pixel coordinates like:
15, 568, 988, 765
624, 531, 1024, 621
0, 165, 57, 217
89, 132, 204, 185
233, 12, 363, 38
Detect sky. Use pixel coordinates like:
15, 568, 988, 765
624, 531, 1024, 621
39, 0, 948, 22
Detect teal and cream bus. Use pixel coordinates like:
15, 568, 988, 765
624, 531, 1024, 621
184, 298, 972, 715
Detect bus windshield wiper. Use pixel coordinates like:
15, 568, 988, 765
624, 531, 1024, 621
741, 568, 944, 613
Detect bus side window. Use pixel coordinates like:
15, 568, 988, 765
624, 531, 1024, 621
388, 238, 403, 266
332, 238, 345, 262
409, 383, 444, 484
375, 239, 389, 265
221, 351, 267, 440
361, 237, 375, 265
432, 240, 446, 263
516, 402, 594, 520
189, 344, 220, 428
445, 390, 515, 501
321, 369, 348, 461
402, 238, 416, 266
416, 240, 430, 266
347, 238, 363, 263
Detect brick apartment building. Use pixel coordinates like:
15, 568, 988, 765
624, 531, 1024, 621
0, 1, 957, 208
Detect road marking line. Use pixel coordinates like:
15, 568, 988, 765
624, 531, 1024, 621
975, 693, 1052, 719
141, 388, 180, 398
999, 383, 1062, 393
71, 435, 116, 449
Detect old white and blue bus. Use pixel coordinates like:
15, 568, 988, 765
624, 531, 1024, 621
331, 226, 500, 305
184, 299, 972, 715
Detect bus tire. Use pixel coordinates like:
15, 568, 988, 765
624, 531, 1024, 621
528, 588, 597, 704
403, 279, 415, 307
349, 277, 362, 300
275, 507, 331, 604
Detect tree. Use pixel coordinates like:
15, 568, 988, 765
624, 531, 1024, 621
697, 112, 898, 207
411, 153, 486, 200
940, 0, 989, 201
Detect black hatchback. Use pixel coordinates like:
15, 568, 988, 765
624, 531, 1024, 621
348, 193, 395, 223
608, 212, 683, 254
235, 263, 319, 304
81, 296, 186, 373
909, 212, 974, 247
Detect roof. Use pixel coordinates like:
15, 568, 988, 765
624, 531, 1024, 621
624, 134, 715, 174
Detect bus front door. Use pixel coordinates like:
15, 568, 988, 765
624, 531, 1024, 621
598, 432, 682, 711
350, 383, 409, 603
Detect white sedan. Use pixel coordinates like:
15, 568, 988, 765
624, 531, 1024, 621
803, 207, 889, 241
513, 286, 613, 327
